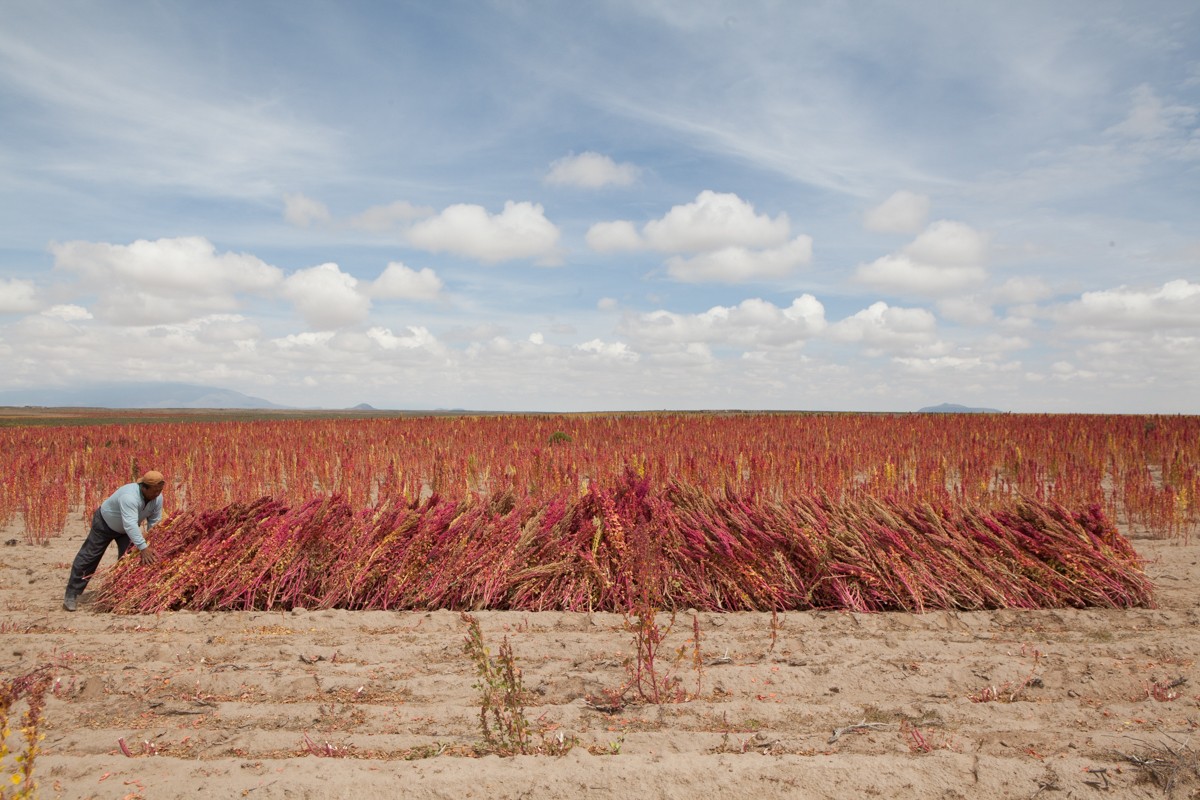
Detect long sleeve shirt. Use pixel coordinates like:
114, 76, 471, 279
99, 483, 163, 551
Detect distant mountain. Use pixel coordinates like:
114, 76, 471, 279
918, 402, 1002, 414
349, 403, 377, 411
0, 382, 289, 409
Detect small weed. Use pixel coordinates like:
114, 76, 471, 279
968, 647, 1044, 703
768, 608, 782, 653
586, 734, 624, 756
298, 732, 353, 758
625, 608, 700, 704
900, 720, 958, 754
117, 738, 158, 758
316, 702, 367, 732
1144, 676, 1187, 703
587, 609, 705, 708
461, 613, 574, 756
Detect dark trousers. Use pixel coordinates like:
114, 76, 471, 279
66, 508, 132, 597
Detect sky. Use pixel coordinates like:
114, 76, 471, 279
1, 0, 1198, 413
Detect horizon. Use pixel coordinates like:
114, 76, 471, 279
1, 2, 1197, 414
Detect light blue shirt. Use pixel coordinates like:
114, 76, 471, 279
99, 483, 163, 551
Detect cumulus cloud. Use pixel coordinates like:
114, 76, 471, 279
642, 191, 790, 253
370, 261, 444, 301
42, 304, 92, 321
936, 295, 995, 325
52, 237, 281, 293
544, 152, 640, 188
347, 201, 434, 233
576, 339, 640, 361
993, 276, 1054, 305
864, 191, 930, 234
271, 331, 337, 350
1050, 361, 1098, 381
906, 221, 988, 266
665, 236, 813, 283
366, 325, 440, 351
0, 278, 38, 313
621, 296, 826, 351
856, 255, 986, 295
50, 236, 283, 325
192, 315, 260, 343
586, 191, 809, 282
977, 334, 1031, 353
282, 263, 372, 329
892, 355, 990, 374
854, 220, 988, 296
406, 201, 562, 264
586, 220, 643, 253
283, 192, 333, 228
828, 301, 940, 355
1051, 279, 1200, 334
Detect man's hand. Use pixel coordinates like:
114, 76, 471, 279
139, 546, 160, 565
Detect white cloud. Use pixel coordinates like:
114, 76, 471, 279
892, 355, 990, 375
1051, 279, 1200, 334
370, 261, 444, 301
597, 297, 619, 311
283, 192, 332, 228
978, 334, 1030, 353
642, 191, 790, 253
856, 254, 986, 295
282, 263, 372, 329
935, 295, 995, 325
52, 236, 281, 293
43, 304, 92, 321
271, 331, 337, 350
544, 152, 640, 188
993, 276, 1053, 305
576, 339, 640, 361
406, 201, 562, 264
905, 221, 988, 266
621, 296, 826, 351
828, 301, 939, 355
587, 191, 808, 283
586, 220, 643, 252
854, 220, 988, 296
347, 201, 434, 233
366, 325, 440, 351
1050, 361, 1098, 381
49, 236, 283, 325
0, 279, 38, 313
192, 315, 260, 343
864, 191, 930, 234
665, 236, 813, 283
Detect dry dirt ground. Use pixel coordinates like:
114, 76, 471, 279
2, 521, 1199, 799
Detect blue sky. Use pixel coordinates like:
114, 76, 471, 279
1, 0, 1197, 412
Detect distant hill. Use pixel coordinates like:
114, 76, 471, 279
349, 403, 377, 411
0, 382, 289, 409
918, 402, 1002, 414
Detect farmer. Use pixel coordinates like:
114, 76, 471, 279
63, 471, 165, 611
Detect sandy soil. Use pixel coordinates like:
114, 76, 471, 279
2, 521, 1198, 799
